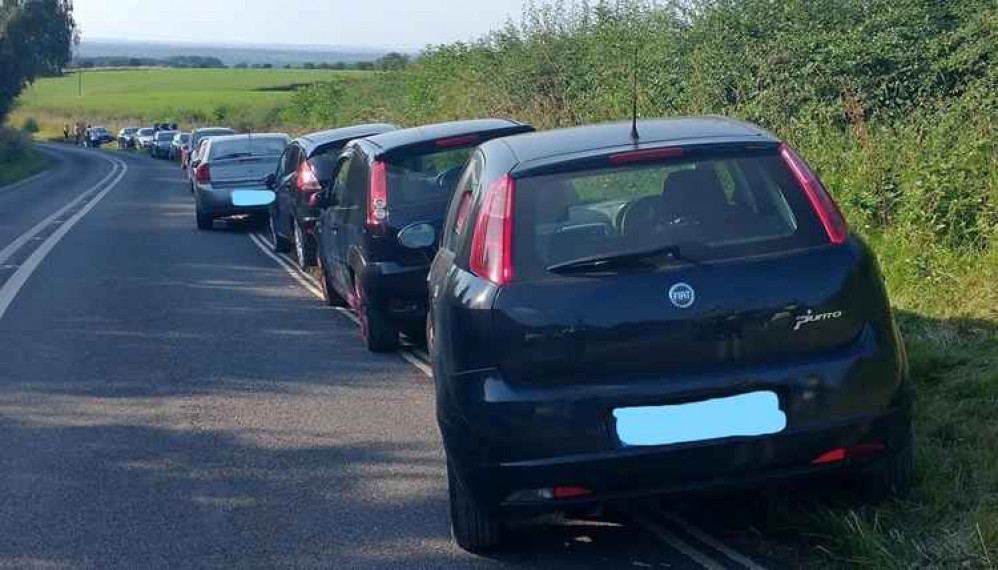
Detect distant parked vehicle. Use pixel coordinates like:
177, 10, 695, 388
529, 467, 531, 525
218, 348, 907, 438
310, 119, 533, 351
192, 133, 290, 230
170, 133, 190, 161
267, 123, 398, 269
185, 127, 236, 186
135, 128, 155, 150
117, 127, 139, 149
150, 130, 177, 159
86, 127, 114, 148
427, 117, 913, 553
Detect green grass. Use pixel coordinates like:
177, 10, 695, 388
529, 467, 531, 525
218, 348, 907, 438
0, 127, 47, 188
11, 68, 375, 137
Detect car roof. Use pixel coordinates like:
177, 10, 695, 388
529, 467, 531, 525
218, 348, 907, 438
493, 117, 780, 168
296, 123, 397, 155
193, 127, 235, 135
206, 133, 289, 144
362, 119, 529, 154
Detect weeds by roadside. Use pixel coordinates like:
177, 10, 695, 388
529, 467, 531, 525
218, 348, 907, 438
0, 127, 47, 187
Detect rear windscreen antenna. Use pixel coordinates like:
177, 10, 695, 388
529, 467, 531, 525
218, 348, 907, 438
630, 43, 640, 142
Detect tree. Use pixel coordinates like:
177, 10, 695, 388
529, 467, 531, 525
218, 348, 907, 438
0, 0, 76, 123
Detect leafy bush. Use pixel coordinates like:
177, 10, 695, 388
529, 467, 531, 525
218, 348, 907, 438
21, 116, 39, 134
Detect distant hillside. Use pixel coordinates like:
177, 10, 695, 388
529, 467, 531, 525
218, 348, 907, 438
77, 40, 400, 67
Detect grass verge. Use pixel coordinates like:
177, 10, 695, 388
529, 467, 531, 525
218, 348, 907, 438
0, 127, 48, 188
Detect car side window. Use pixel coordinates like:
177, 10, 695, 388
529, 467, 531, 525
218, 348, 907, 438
331, 154, 353, 206
443, 151, 484, 252
344, 156, 368, 212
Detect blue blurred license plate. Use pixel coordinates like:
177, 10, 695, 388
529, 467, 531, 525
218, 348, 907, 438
231, 190, 275, 207
613, 391, 787, 447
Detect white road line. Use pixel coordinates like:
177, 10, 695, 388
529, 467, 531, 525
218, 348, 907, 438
247, 231, 430, 377
245, 230, 763, 568
657, 510, 768, 570
624, 509, 728, 570
0, 154, 128, 321
0, 159, 120, 266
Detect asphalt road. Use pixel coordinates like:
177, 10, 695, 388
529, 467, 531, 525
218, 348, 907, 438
0, 145, 789, 569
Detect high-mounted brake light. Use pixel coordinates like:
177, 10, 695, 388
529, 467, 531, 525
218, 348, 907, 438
436, 135, 481, 149
195, 163, 211, 184
296, 161, 322, 193
470, 174, 515, 286
367, 161, 389, 227
609, 147, 684, 166
780, 143, 849, 245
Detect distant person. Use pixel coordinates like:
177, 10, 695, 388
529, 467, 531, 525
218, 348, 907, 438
63, 124, 70, 140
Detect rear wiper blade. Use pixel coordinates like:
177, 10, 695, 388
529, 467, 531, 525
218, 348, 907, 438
547, 244, 690, 273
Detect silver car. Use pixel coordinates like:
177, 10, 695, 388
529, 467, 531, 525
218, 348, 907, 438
135, 128, 155, 150
192, 133, 290, 230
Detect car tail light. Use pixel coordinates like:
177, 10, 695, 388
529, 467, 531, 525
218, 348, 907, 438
812, 441, 885, 465
436, 135, 481, 149
367, 160, 388, 227
195, 163, 211, 184
552, 486, 592, 499
780, 143, 849, 245
296, 161, 322, 193
812, 448, 847, 465
469, 174, 515, 286
609, 147, 684, 166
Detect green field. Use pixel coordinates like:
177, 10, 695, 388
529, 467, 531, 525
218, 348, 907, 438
11, 68, 374, 138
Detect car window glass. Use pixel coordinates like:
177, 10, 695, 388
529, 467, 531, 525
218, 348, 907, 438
345, 155, 368, 210
331, 155, 352, 205
443, 152, 483, 252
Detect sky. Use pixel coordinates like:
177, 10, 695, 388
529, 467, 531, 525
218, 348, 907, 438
74, 0, 528, 49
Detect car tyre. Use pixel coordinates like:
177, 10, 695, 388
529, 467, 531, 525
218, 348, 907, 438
292, 219, 316, 269
448, 457, 503, 553
861, 431, 914, 502
196, 208, 213, 231
354, 279, 398, 353
269, 211, 291, 254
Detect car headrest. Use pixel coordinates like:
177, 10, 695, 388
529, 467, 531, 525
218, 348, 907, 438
535, 180, 578, 224
661, 168, 729, 220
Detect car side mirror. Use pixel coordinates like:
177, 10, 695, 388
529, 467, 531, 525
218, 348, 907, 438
398, 223, 437, 249
265, 173, 277, 190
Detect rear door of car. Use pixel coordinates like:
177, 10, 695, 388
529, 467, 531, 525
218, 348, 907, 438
275, 144, 301, 237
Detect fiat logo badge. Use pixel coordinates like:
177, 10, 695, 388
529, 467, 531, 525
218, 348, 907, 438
669, 283, 696, 309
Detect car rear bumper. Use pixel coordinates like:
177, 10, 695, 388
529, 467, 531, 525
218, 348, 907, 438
197, 185, 272, 217
438, 328, 911, 511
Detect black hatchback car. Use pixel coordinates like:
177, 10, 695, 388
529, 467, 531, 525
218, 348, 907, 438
427, 117, 913, 552
312, 119, 534, 352
267, 124, 397, 269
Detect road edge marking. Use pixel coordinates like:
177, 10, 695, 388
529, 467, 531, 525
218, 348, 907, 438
0, 154, 127, 322
657, 510, 768, 570
0, 157, 120, 266
624, 508, 728, 570
247, 231, 432, 378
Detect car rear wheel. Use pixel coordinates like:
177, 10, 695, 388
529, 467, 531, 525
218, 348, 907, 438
353, 279, 398, 353
269, 211, 291, 254
448, 457, 503, 553
196, 206, 213, 231
293, 219, 316, 269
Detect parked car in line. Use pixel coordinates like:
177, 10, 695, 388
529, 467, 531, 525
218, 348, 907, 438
185, 127, 237, 185
117, 127, 139, 149
267, 123, 398, 269
426, 117, 914, 553
310, 119, 534, 351
192, 133, 290, 230
170, 133, 190, 161
86, 127, 114, 148
149, 130, 177, 159
135, 128, 155, 150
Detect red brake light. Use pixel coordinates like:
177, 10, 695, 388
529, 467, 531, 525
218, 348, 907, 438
296, 161, 322, 193
552, 486, 592, 499
780, 143, 849, 245
436, 135, 481, 149
469, 174, 515, 286
195, 163, 210, 184
367, 161, 388, 227
609, 147, 684, 166
813, 448, 847, 465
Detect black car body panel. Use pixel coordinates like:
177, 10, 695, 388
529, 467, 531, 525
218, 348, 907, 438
316, 119, 534, 339
428, 117, 911, 513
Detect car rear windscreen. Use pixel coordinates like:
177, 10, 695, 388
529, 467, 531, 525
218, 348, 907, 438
156, 132, 176, 141
513, 148, 831, 277
138, 129, 153, 136
386, 147, 471, 210
210, 138, 287, 160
